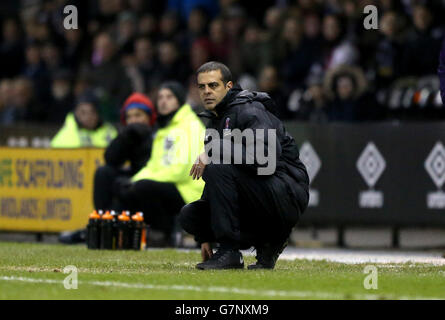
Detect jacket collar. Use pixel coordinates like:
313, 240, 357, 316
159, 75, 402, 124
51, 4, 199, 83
162, 103, 192, 127
214, 84, 243, 116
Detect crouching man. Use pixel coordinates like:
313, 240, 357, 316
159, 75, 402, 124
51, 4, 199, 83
179, 62, 310, 270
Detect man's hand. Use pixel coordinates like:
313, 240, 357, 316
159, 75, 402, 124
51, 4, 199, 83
201, 242, 213, 262
190, 152, 209, 180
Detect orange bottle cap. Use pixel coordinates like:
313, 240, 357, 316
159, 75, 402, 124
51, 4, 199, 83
89, 210, 101, 219
131, 212, 144, 222
118, 211, 130, 221
102, 210, 114, 220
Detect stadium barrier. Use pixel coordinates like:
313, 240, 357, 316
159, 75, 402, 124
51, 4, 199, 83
286, 122, 445, 230
0, 147, 103, 232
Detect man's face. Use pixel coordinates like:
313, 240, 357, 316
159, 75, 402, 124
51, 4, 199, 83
126, 108, 151, 125
157, 88, 180, 116
413, 6, 432, 31
323, 16, 340, 42
197, 70, 232, 111
75, 102, 99, 130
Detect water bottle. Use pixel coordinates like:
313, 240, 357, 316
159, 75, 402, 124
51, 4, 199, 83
131, 212, 146, 250
86, 210, 101, 249
117, 211, 131, 249
100, 211, 115, 250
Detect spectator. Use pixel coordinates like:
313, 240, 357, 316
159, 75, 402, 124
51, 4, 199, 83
116, 11, 138, 56
295, 74, 329, 123
13, 77, 44, 123
62, 28, 86, 73
88, 32, 132, 122
323, 65, 382, 121
51, 91, 117, 148
302, 12, 323, 51
94, 92, 157, 212
0, 79, 16, 125
257, 65, 290, 120
320, 14, 359, 71
239, 22, 265, 76
41, 42, 63, 76
158, 11, 182, 44
190, 38, 212, 76
46, 69, 75, 124
374, 11, 404, 89
23, 41, 51, 104
182, 6, 210, 51
138, 13, 158, 38
401, 4, 444, 77
133, 37, 157, 93
223, 5, 247, 77
278, 16, 318, 90
208, 17, 230, 64
153, 41, 189, 85
0, 18, 24, 78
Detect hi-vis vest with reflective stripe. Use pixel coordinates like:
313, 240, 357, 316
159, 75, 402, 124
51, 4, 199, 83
132, 104, 205, 204
51, 113, 117, 148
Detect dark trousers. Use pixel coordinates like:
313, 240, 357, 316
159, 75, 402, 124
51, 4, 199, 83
179, 164, 309, 249
93, 165, 132, 211
94, 165, 185, 235
123, 179, 185, 236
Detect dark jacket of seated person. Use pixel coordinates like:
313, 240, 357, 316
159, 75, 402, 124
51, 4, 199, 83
94, 92, 157, 212
104, 93, 157, 175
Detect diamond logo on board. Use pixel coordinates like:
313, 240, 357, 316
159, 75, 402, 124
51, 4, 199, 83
425, 142, 445, 209
357, 142, 386, 208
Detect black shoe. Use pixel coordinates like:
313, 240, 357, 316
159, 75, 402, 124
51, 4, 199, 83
248, 240, 288, 270
58, 229, 86, 244
196, 248, 244, 270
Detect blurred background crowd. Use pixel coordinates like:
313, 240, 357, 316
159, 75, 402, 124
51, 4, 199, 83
0, 0, 445, 127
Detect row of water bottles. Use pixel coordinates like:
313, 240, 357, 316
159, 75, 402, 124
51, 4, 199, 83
87, 210, 146, 250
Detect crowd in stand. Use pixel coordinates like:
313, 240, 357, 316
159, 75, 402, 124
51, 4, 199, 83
0, 0, 445, 126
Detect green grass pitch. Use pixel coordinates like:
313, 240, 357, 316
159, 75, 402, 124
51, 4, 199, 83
0, 242, 444, 300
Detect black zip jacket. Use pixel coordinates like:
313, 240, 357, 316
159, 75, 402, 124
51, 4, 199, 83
199, 85, 309, 187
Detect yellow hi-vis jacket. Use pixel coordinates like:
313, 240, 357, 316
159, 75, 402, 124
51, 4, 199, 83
51, 113, 117, 148
131, 104, 205, 204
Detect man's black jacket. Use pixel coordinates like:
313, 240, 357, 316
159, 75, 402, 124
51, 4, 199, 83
104, 123, 153, 175
199, 85, 309, 189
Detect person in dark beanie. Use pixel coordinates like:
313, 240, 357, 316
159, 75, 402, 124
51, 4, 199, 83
59, 92, 156, 244
155, 81, 186, 126
51, 90, 117, 148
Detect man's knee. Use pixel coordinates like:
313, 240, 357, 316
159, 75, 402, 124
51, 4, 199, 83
178, 200, 207, 234
95, 165, 117, 180
203, 164, 235, 181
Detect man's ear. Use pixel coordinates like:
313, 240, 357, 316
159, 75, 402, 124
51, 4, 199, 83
226, 81, 233, 90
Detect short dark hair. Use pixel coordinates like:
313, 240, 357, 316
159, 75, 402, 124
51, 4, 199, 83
196, 61, 232, 84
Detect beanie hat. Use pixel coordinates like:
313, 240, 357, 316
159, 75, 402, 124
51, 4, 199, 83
121, 92, 157, 126
76, 90, 100, 111
159, 81, 186, 107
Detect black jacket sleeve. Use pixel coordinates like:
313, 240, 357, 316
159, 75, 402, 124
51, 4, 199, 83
104, 123, 152, 169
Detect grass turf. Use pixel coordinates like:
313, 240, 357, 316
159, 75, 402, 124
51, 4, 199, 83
0, 242, 444, 300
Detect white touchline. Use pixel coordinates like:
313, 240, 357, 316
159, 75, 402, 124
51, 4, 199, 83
0, 276, 442, 300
